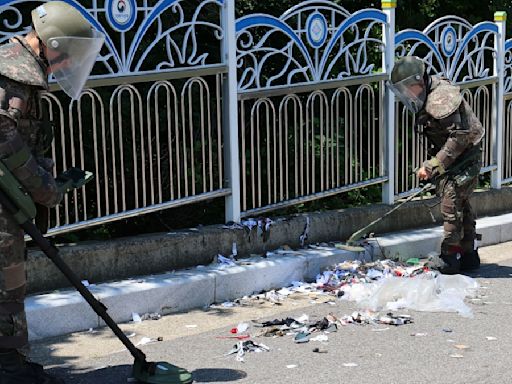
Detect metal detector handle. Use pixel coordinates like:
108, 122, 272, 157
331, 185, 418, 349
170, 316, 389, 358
0, 188, 147, 366
346, 182, 433, 245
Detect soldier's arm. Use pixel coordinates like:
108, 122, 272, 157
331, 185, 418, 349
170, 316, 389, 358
423, 109, 472, 177
0, 110, 62, 208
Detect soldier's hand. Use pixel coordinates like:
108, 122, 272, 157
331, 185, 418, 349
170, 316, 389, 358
417, 166, 431, 181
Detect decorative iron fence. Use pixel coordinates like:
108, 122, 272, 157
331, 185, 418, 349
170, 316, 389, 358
0, 0, 510, 234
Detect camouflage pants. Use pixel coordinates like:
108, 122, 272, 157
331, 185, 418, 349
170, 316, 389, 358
436, 174, 478, 256
0, 201, 28, 350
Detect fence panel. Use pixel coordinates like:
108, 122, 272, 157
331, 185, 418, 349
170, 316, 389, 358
235, 1, 389, 216
1, 0, 229, 235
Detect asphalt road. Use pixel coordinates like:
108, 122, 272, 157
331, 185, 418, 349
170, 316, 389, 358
30, 242, 512, 384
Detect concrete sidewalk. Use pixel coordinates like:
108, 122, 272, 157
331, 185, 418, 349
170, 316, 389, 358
26, 211, 512, 341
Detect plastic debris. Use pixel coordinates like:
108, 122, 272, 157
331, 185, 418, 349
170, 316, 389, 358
454, 344, 470, 350
450, 354, 464, 358
299, 217, 310, 248
216, 254, 237, 267
225, 340, 270, 362
294, 332, 310, 343
132, 313, 142, 323
343, 363, 358, 367
286, 365, 298, 369
313, 347, 328, 353
185, 324, 198, 329
136, 337, 157, 346
140, 312, 161, 321
231, 323, 249, 334
310, 335, 329, 342
486, 336, 497, 341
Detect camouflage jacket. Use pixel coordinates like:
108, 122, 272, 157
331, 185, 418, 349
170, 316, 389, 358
0, 36, 61, 207
415, 76, 484, 178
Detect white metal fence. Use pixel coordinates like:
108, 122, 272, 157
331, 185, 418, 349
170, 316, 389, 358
0, 0, 510, 234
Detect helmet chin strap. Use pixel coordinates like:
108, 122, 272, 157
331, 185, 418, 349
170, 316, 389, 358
37, 35, 50, 69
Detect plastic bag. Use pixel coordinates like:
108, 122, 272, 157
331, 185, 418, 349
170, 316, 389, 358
345, 274, 479, 318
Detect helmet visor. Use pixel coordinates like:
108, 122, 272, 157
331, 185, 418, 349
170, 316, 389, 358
387, 74, 426, 114
46, 30, 104, 100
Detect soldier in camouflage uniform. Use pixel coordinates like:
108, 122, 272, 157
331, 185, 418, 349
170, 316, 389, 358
0, 2, 103, 382
389, 56, 483, 275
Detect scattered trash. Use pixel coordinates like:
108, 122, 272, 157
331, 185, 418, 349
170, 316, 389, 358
185, 324, 198, 329
231, 323, 249, 334
125, 332, 136, 338
136, 337, 157, 346
216, 335, 251, 340
216, 254, 237, 267
140, 312, 161, 321
310, 335, 329, 342
442, 328, 453, 333
81, 280, 90, 287
286, 365, 298, 369
299, 217, 310, 248
232, 242, 238, 259
294, 332, 310, 343
132, 313, 142, 323
450, 354, 464, 358
343, 363, 358, 367
454, 344, 470, 350
486, 336, 497, 341
219, 301, 235, 308
378, 313, 413, 326
411, 333, 428, 337
312, 347, 328, 353
225, 340, 270, 362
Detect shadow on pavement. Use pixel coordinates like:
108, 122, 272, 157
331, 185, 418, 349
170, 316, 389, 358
49, 365, 247, 383
465, 263, 512, 278
192, 368, 247, 382
49, 364, 132, 384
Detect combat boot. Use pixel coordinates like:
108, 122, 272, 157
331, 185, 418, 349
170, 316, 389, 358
460, 249, 480, 271
0, 349, 64, 384
426, 253, 461, 275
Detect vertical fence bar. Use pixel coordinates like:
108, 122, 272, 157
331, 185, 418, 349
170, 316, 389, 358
223, 0, 241, 222
492, 11, 506, 189
381, 0, 396, 204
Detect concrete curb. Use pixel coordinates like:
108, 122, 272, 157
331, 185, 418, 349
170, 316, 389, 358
26, 247, 359, 340
26, 212, 512, 341
371, 213, 512, 260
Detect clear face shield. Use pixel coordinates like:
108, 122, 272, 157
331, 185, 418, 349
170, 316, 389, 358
387, 74, 426, 114
45, 30, 104, 100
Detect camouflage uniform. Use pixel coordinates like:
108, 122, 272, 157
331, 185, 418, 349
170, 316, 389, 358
0, 36, 61, 351
416, 76, 483, 261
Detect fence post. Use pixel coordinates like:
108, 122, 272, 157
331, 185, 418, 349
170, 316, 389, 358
381, 0, 396, 204
492, 11, 506, 189
222, 0, 241, 222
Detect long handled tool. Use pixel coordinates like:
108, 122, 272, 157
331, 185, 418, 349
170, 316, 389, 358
0, 186, 192, 384
337, 182, 433, 252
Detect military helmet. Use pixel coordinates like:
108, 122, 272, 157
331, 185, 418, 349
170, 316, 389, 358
30, 1, 104, 100
390, 56, 425, 85
388, 56, 428, 114
31, 1, 94, 45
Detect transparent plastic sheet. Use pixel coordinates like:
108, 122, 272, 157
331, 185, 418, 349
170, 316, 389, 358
341, 274, 479, 318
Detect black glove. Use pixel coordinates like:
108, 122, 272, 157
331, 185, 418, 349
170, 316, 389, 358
55, 168, 93, 193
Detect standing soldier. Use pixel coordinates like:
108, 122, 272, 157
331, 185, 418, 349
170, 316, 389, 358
388, 56, 483, 275
0, 1, 104, 382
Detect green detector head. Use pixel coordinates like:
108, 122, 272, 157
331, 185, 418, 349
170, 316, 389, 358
132, 360, 193, 384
